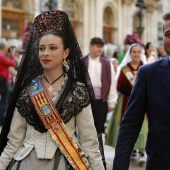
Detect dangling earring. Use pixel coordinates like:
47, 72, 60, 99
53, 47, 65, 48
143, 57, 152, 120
63, 57, 69, 72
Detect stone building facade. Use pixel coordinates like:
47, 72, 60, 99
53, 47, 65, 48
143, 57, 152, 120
0, 0, 169, 54
58, 0, 164, 54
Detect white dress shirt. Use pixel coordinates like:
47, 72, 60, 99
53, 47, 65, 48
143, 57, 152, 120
88, 55, 117, 108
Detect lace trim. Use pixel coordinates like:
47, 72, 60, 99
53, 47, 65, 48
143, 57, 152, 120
16, 88, 47, 133
60, 82, 90, 124
16, 81, 90, 133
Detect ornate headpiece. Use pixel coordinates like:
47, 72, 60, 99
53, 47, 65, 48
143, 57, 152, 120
34, 10, 68, 37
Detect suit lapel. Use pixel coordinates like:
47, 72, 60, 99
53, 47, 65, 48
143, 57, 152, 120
159, 57, 170, 104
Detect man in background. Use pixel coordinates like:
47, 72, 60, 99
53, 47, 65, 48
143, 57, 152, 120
84, 37, 117, 143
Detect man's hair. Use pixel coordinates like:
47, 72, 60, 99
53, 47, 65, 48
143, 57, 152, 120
90, 37, 105, 46
162, 12, 170, 32
163, 12, 170, 22
0, 43, 7, 50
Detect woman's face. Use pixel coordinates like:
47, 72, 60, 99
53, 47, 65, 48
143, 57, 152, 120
39, 34, 70, 71
148, 43, 154, 52
130, 46, 141, 63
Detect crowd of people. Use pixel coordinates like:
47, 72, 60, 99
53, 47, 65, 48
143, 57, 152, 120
0, 9, 170, 170
0, 44, 22, 126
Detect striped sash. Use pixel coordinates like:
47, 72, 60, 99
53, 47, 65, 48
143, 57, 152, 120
27, 77, 91, 170
122, 65, 138, 86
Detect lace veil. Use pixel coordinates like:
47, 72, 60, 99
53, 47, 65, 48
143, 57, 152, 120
0, 10, 106, 167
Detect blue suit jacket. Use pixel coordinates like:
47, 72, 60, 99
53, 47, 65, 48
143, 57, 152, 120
113, 57, 170, 170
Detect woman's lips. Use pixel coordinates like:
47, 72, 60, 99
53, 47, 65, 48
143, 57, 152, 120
42, 59, 52, 63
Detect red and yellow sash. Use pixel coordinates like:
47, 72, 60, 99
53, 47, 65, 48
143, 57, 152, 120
27, 77, 91, 170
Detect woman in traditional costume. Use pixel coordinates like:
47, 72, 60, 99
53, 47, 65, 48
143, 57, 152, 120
106, 43, 148, 166
0, 10, 105, 170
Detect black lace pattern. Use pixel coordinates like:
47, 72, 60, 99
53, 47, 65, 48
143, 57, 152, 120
16, 89, 47, 133
60, 82, 90, 124
15, 82, 90, 133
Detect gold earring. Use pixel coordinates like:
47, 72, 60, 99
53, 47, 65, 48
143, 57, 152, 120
63, 58, 69, 72
63, 58, 68, 67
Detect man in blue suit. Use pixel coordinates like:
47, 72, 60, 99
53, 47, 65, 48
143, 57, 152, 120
113, 12, 170, 170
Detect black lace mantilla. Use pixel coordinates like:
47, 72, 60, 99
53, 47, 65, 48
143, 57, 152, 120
60, 82, 90, 124
15, 82, 90, 133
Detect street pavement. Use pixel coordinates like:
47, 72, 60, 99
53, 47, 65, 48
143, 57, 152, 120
0, 126, 145, 170
104, 145, 145, 170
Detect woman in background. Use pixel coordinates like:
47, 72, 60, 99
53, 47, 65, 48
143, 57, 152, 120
106, 43, 148, 166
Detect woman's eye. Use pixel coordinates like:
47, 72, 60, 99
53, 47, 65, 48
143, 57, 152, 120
51, 46, 57, 50
39, 47, 43, 51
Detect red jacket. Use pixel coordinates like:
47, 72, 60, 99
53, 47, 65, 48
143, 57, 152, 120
0, 53, 16, 79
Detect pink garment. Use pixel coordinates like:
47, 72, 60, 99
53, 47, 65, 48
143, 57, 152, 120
7, 72, 13, 83
147, 56, 155, 63
0, 53, 16, 79
93, 87, 102, 99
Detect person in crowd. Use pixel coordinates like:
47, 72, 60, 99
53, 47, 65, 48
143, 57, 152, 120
106, 44, 148, 166
0, 10, 105, 170
118, 45, 129, 65
5, 46, 18, 110
113, 12, 170, 170
113, 51, 119, 60
110, 58, 118, 75
145, 42, 157, 63
0, 43, 16, 126
158, 44, 167, 59
14, 47, 22, 69
84, 37, 118, 143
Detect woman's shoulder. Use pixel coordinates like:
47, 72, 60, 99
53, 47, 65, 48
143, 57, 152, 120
74, 81, 90, 100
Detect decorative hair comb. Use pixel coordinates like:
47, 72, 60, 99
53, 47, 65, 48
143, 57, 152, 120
34, 10, 68, 37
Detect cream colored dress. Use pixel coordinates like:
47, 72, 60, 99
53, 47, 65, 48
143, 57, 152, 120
0, 82, 104, 170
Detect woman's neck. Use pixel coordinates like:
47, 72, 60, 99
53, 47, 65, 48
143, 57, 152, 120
130, 61, 140, 69
43, 69, 64, 83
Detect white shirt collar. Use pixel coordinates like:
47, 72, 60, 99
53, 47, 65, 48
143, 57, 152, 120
89, 55, 100, 62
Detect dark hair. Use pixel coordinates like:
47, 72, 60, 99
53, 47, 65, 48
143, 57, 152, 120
162, 12, 170, 32
42, 31, 70, 50
146, 42, 152, 50
129, 44, 141, 53
8, 45, 16, 53
163, 12, 170, 22
90, 37, 105, 46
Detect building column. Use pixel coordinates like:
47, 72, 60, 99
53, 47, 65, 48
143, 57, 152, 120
34, 0, 40, 17
117, 0, 123, 46
95, 0, 103, 37
57, 0, 62, 10
83, 0, 89, 55
89, 0, 95, 38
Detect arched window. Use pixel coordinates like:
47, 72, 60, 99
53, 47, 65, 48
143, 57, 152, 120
103, 7, 114, 43
2, 0, 24, 38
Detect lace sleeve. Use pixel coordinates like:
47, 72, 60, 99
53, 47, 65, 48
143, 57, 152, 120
60, 82, 90, 124
16, 88, 47, 133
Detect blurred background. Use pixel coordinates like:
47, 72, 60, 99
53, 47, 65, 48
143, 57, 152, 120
0, 1, 169, 169
0, 0, 169, 56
